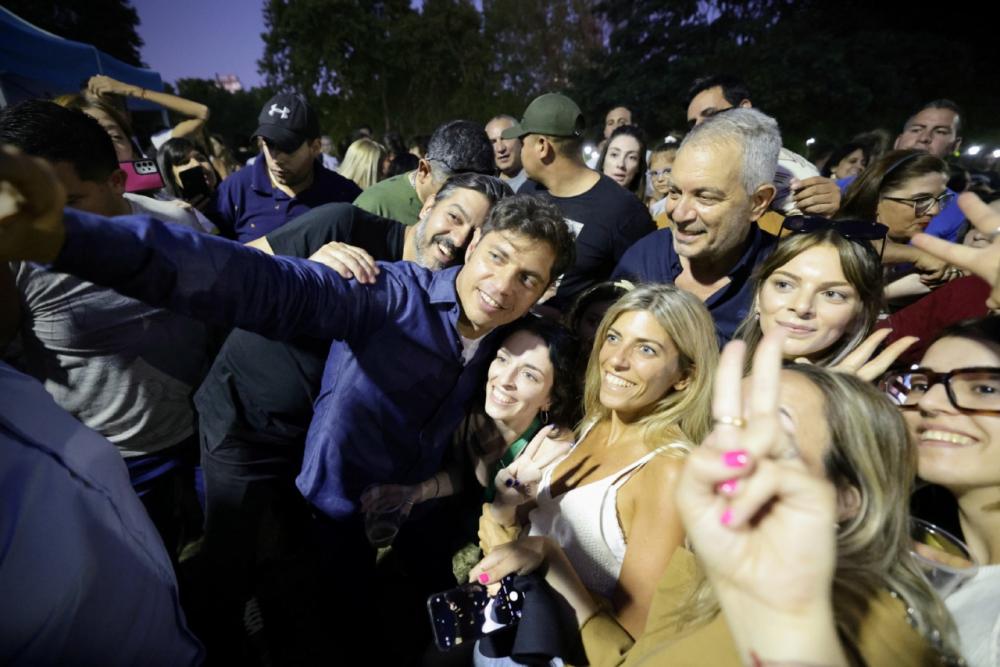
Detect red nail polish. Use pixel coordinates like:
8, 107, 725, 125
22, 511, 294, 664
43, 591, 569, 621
717, 479, 739, 495
720, 508, 733, 526
722, 450, 749, 468
478, 573, 490, 584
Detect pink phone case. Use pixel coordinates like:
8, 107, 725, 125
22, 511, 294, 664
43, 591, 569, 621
121, 159, 165, 193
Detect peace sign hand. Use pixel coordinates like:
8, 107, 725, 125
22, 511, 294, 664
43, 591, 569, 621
677, 330, 838, 615
492, 425, 569, 507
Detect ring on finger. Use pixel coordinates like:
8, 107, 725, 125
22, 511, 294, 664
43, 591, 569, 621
713, 415, 746, 428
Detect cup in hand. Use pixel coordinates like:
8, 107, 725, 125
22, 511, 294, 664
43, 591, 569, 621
910, 518, 978, 598
362, 485, 410, 548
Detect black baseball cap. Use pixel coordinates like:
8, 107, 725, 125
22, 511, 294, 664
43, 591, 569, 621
254, 93, 320, 153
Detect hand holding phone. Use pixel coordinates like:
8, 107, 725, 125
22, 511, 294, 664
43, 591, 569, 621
178, 165, 212, 201
120, 159, 164, 193
427, 575, 523, 650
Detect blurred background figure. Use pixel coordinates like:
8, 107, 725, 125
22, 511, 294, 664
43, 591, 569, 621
337, 137, 387, 191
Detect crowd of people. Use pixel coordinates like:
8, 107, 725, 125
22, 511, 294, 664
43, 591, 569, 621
0, 71, 998, 667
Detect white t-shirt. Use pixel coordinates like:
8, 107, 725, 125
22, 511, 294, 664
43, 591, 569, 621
125, 192, 218, 234
947, 563, 1000, 667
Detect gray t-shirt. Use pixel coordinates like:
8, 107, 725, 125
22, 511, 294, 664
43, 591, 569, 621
10, 198, 209, 457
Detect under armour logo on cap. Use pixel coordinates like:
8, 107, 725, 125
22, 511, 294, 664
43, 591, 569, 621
269, 104, 291, 120
255, 93, 321, 153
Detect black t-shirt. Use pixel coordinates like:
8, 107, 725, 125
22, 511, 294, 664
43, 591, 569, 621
194, 203, 406, 453
519, 175, 654, 310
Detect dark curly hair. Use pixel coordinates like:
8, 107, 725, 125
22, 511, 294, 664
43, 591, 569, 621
479, 194, 576, 285
501, 315, 582, 427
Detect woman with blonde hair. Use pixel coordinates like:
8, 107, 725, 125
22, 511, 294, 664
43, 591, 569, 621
476, 333, 962, 666
337, 137, 387, 190
477, 283, 718, 644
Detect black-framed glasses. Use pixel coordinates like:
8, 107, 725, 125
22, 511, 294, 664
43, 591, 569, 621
779, 215, 889, 260
880, 192, 954, 217
881, 367, 1000, 414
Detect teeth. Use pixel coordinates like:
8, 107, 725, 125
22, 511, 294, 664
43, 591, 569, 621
437, 243, 453, 258
605, 372, 635, 388
490, 387, 516, 405
921, 430, 975, 446
480, 290, 502, 309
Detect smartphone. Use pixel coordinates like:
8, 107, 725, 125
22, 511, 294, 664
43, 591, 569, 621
120, 159, 164, 193
178, 165, 211, 200
427, 575, 523, 651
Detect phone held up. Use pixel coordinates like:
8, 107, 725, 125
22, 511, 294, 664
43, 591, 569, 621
178, 165, 212, 200
120, 159, 164, 193
427, 575, 524, 651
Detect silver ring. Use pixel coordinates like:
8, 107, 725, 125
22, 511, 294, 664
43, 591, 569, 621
713, 415, 746, 428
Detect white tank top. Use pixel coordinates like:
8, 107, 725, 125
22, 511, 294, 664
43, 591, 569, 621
527, 439, 677, 601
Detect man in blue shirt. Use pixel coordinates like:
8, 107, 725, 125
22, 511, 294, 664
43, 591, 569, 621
0, 360, 203, 665
612, 108, 780, 344
837, 99, 965, 242
0, 147, 575, 655
214, 93, 361, 241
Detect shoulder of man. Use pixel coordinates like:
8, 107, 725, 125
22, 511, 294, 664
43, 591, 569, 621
611, 227, 675, 281
318, 166, 363, 200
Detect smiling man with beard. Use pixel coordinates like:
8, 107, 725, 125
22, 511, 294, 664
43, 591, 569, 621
189, 172, 511, 651
612, 108, 781, 344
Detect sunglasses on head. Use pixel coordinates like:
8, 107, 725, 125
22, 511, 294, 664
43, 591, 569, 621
779, 215, 889, 259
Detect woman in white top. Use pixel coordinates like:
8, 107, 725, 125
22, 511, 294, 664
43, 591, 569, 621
886, 316, 1000, 667
480, 284, 717, 638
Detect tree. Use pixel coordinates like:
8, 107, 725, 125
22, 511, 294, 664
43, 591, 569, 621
173, 79, 276, 150
4, 0, 145, 67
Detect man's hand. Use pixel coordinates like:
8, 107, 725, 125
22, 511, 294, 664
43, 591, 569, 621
307, 241, 380, 283
791, 176, 841, 217
913, 192, 1000, 310
0, 146, 67, 263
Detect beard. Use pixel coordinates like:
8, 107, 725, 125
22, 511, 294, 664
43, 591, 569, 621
413, 218, 458, 271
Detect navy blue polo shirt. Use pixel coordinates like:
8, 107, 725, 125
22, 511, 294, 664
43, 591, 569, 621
55, 210, 504, 521
214, 156, 361, 242
611, 224, 777, 344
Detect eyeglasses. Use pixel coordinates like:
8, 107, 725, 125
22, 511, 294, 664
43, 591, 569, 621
778, 215, 889, 260
881, 367, 1000, 414
648, 167, 672, 178
880, 192, 954, 217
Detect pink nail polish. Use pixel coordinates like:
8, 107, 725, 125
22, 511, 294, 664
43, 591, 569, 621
720, 508, 733, 526
478, 573, 490, 584
717, 479, 739, 495
722, 450, 749, 468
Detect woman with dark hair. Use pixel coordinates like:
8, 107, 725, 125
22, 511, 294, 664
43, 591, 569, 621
360, 316, 581, 512
822, 141, 868, 180
597, 125, 647, 199
157, 138, 220, 207
839, 149, 958, 300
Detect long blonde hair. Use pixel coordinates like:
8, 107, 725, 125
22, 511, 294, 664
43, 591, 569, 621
337, 138, 386, 190
581, 284, 718, 448
674, 366, 961, 662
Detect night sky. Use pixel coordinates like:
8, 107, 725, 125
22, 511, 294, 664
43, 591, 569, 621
132, 0, 267, 88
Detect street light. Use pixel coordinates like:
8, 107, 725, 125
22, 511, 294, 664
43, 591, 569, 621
805, 137, 816, 146
992, 149, 1000, 159
966, 145, 982, 156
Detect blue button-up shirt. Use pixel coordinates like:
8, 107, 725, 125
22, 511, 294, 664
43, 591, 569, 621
611, 224, 777, 344
214, 156, 361, 242
55, 210, 499, 520
0, 362, 203, 664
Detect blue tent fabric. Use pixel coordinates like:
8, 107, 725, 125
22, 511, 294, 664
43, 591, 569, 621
0, 6, 164, 108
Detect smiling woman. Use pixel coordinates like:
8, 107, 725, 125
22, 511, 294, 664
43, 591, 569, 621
477, 284, 718, 642
734, 228, 884, 368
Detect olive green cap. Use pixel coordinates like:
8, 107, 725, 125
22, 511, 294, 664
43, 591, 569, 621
501, 93, 585, 140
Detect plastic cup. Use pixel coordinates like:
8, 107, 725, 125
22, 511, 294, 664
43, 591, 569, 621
910, 518, 978, 598
362, 485, 410, 548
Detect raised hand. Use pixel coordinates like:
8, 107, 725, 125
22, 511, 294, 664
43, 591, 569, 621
0, 146, 66, 263
677, 331, 838, 613
912, 192, 1000, 310
492, 424, 568, 507
792, 176, 841, 217
799, 328, 918, 381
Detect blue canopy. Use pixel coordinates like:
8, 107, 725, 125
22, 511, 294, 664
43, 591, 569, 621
0, 6, 164, 109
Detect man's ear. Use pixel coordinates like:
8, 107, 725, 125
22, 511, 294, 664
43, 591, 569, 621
308, 138, 322, 159
108, 168, 128, 196
952, 137, 962, 155
836, 485, 862, 522
419, 193, 437, 219
466, 227, 484, 256
748, 183, 776, 221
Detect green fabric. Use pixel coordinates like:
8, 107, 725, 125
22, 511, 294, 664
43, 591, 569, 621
352, 171, 423, 226
483, 416, 543, 502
